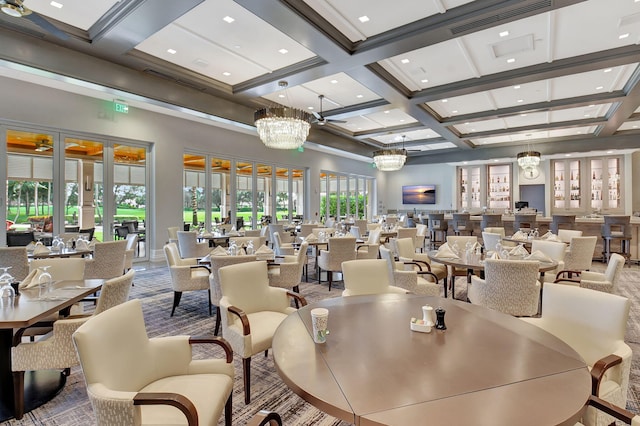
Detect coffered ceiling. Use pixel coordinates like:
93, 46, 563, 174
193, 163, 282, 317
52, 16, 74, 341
1, 0, 639, 165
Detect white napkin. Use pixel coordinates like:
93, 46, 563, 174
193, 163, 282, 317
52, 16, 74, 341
305, 233, 318, 242
255, 244, 275, 260
509, 244, 529, 257
227, 231, 240, 237
19, 269, 43, 289
211, 246, 228, 256
434, 244, 459, 259
540, 231, 553, 240
88, 240, 96, 249
75, 239, 89, 250
26, 241, 36, 251
546, 234, 563, 242
490, 251, 502, 260
200, 254, 211, 263
526, 250, 553, 263
201, 232, 213, 238
33, 244, 51, 255
511, 231, 528, 241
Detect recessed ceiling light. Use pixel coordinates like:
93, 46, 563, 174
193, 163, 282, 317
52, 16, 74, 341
619, 33, 630, 39
401, 58, 410, 64
358, 15, 370, 23
517, 99, 524, 103
513, 85, 521, 89
499, 30, 509, 37
604, 68, 612, 73
607, 150, 614, 154
588, 104, 595, 107
494, 159, 499, 162
471, 128, 476, 132
167, 48, 176, 54
308, 107, 314, 110
463, 161, 468, 164
452, 110, 458, 113
50, 1, 63, 8
566, 153, 572, 156
442, 99, 448, 103
278, 48, 288, 54
399, 119, 405, 122
384, 111, 390, 114
330, 79, 338, 84
596, 86, 604, 90
464, 122, 470, 125
507, 58, 516, 63
356, 94, 363, 98
223, 16, 234, 23
278, 94, 285, 98
222, 72, 231, 76
520, 113, 527, 117
421, 79, 429, 83
633, 125, 639, 129
584, 114, 590, 117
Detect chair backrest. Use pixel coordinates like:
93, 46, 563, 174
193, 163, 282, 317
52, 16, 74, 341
0, 247, 29, 281
355, 220, 368, 234
483, 227, 505, 237
395, 238, 416, 259
30, 258, 86, 281
415, 223, 428, 237
342, 259, 393, 296
604, 253, 625, 285
296, 241, 309, 264
230, 236, 264, 249
243, 229, 261, 237
536, 284, 629, 365
481, 232, 503, 252
481, 259, 540, 315
349, 226, 361, 239
327, 237, 356, 255
115, 226, 129, 239
73, 299, 157, 392
557, 229, 582, 243
209, 255, 257, 304
513, 214, 537, 230
564, 236, 597, 271
396, 227, 417, 240
602, 215, 631, 238
163, 242, 182, 266
94, 269, 134, 315
218, 261, 273, 314
298, 224, 315, 239
550, 215, 576, 233
481, 214, 502, 230
379, 246, 397, 285
85, 240, 127, 279
367, 228, 382, 245
6, 231, 35, 247
531, 240, 566, 263
272, 232, 286, 255
268, 224, 285, 244
446, 235, 478, 251
167, 226, 179, 240
79, 228, 95, 241
177, 231, 200, 258
427, 213, 446, 231
452, 213, 471, 232
125, 233, 138, 251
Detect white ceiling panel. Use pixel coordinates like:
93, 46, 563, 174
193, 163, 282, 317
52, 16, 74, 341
618, 121, 640, 130
136, 0, 315, 85
427, 92, 494, 117
551, 65, 638, 99
24, 0, 119, 30
408, 142, 457, 151
550, 104, 611, 122
372, 128, 440, 144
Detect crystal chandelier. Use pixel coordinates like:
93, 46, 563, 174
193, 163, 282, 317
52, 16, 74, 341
254, 81, 312, 150
517, 151, 541, 169
373, 148, 407, 171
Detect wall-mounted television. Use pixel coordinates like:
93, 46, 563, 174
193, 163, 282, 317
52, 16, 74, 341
402, 185, 436, 205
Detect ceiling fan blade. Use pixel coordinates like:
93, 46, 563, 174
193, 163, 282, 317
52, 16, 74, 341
311, 111, 322, 120
327, 119, 347, 124
23, 11, 69, 40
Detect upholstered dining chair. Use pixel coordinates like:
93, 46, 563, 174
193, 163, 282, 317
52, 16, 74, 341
554, 253, 625, 294
167, 226, 179, 244
446, 235, 480, 291
177, 231, 210, 259
84, 240, 127, 280
12, 269, 135, 420
341, 259, 407, 296
272, 231, 295, 256
481, 231, 503, 253
208, 254, 257, 336
0, 247, 29, 281
218, 261, 305, 404
72, 298, 234, 426
164, 242, 211, 316
379, 246, 440, 296
468, 259, 540, 317
415, 223, 428, 252
268, 224, 294, 247
563, 236, 597, 273
395, 237, 447, 285
521, 284, 631, 426
268, 241, 308, 293
356, 228, 381, 260
317, 237, 357, 291
558, 229, 583, 243
530, 239, 566, 282
396, 227, 418, 241
354, 219, 368, 236
576, 396, 640, 426
229, 236, 265, 251
30, 257, 86, 281
124, 233, 138, 272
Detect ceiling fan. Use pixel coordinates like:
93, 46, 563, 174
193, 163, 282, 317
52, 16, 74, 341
0, 0, 69, 40
311, 95, 346, 126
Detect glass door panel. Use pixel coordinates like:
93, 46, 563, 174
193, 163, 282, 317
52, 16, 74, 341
607, 157, 621, 210
210, 157, 230, 227
276, 167, 289, 222
292, 168, 304, 220
553, 161, 566, 209
487, 164, 511, 211
236, 161, 253, 229
256, 163, 271, 228
184, 154, 205, 230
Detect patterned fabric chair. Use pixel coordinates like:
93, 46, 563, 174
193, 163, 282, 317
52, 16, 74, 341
218, 261, 305, 404
395, 237, 447, 285
11, 269, 134, 420
229, 236, 265, 251
341, 259, 407, 296
164, 243, 211, 317
177, 231, 210, 259
30, 257, 86, 281
550, 214, 576, 234
354, 219, 368, 235
72, 298, 234, 426
481, 232, 503, 253
297, 223, 315, 241
468, 259, 540, 317
317, 237, 357, 291
563, 236, 597, 272
522, 284, 631, 426
555, 253, 624, 294
208, 254, 257, 336
0, 247, 29, 281
268, 242, 308, 293
379, 246, 440, 296
576, 396, 640, 426
558, 229, 583, 243
268, 224, 294, 247
84, 240, 127, 280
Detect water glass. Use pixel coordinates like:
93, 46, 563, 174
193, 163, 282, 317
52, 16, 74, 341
38, 266, 53, 299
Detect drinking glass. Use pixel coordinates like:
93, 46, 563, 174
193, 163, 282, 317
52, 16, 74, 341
38, 266, 53, 299
0, 267, 15, 300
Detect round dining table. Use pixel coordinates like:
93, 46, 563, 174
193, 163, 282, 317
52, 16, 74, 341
272, 293, 590, 426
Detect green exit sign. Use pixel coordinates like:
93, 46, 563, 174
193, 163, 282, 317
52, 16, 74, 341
114, 101, 129, 114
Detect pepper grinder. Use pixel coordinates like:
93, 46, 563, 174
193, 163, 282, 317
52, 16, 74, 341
435, 307, 447, 331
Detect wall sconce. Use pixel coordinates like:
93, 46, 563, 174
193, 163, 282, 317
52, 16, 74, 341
84, 176, 92, 191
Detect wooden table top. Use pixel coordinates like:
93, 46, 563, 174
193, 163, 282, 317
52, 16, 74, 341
27, 248, 93, 259
273, 294, 590, 426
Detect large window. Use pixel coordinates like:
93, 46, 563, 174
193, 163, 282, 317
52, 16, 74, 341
320, 171, 374, 221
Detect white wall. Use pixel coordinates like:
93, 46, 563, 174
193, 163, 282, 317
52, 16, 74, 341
0, 76, 378, 260
381, 163, 457, 212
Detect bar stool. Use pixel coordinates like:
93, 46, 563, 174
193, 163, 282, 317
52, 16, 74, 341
550, 215, 576, 234
480, 214, 502, 232
513, 214, 537, 233
452, 213, 473, 236
427, 213, 448, 249
601, 215, 631, 264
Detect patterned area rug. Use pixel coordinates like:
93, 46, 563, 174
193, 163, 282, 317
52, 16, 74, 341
2, 261, 639, 426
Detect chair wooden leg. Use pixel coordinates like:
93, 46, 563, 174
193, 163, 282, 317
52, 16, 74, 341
207, 289, 212, 316
264, 350, 268, 357
13, 370, 24, 420
243, 357, 251, 404
214, 307, 221, 336
171, 291, 182, 317
224, 393, 232, 426
328, 271, 333, 291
